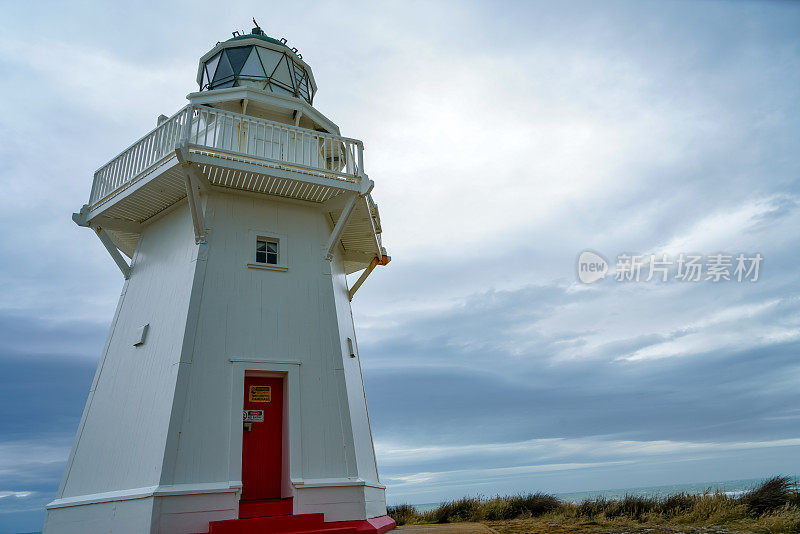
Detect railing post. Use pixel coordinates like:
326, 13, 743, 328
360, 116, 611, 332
89, 172, 100, 206
357, 143, 364, 177
180, 105, 193, 146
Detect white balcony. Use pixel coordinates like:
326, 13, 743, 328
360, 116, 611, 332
79, 105, 383, 274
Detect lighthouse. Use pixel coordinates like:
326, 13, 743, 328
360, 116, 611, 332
44, 24, 394, 534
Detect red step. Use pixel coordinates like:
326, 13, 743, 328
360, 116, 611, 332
208, 509, 395, 534
209, 513, 324, 534
293, 529, 357, 534
239, 498, 294, 518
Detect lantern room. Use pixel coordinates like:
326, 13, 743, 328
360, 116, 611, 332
198, 26, 317, 105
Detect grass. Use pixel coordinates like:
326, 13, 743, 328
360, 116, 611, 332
388, 476, 800, 533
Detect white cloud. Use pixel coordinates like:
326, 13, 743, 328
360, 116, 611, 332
0, 38, 189, 124
619, 297, 798, 361
0, 491, 34, 499
383, 461, 637, 489
0, 440, 70, 477
655, 195, 797, 257
377, 436, 800, 467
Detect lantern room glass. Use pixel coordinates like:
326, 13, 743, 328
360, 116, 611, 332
200, 44, 315, 105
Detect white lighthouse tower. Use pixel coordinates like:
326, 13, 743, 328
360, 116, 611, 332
44, 24, 394, 534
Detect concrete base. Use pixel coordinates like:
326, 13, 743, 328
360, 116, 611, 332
293, 482, 388, 522
44, 488, 239, 534
44, 482, 387, 533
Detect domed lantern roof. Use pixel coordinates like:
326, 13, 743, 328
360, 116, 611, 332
196, 24, 317, 105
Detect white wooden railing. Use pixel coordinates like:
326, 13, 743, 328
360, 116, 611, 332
89, 105, 365, 207
89, 107, 191, 206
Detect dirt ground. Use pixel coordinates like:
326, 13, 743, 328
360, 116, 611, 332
397, 521, 744, 534
489, 520, 744, 534
397, 524, 494, 533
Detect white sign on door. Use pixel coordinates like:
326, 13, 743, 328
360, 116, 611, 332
243, 410, 264, 422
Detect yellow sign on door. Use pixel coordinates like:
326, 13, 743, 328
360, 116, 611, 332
249, 385, 271, 402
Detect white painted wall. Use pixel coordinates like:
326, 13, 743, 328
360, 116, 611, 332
56, 205, 198, 499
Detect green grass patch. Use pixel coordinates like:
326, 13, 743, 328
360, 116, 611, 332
388, 476, 800, 532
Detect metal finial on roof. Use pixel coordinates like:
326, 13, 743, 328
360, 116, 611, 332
251, 18, 264, 36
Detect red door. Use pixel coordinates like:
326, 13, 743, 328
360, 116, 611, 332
241, 376, 283, 500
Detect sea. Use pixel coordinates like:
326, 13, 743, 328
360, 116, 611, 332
409, 477, 797, 512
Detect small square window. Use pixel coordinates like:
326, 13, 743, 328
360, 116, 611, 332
247, 231, 287, 272
256, 238, 279, 265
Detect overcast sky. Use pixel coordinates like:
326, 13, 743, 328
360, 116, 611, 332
1, 1, 799, 532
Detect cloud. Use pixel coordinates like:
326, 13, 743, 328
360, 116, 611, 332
384, 460, 638, 490
377, 436, 800, 467
0, 439, 72, 519
656, 195, 800, 258
0, 313, 107, 361
0, 37, 190, 124
0, 492, 33, 500
361, 282, 800, 456
0, 440, 71, 480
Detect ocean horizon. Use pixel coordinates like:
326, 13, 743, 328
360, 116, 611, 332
407, 476, 799, 512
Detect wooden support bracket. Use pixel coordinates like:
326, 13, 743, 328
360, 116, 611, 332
74, 208, 132, 279
175, 146, 208, 244
324, 194, 358, 262
348, 254, 391, 301
322, 178, 376, 262
94, 226, 132, 279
